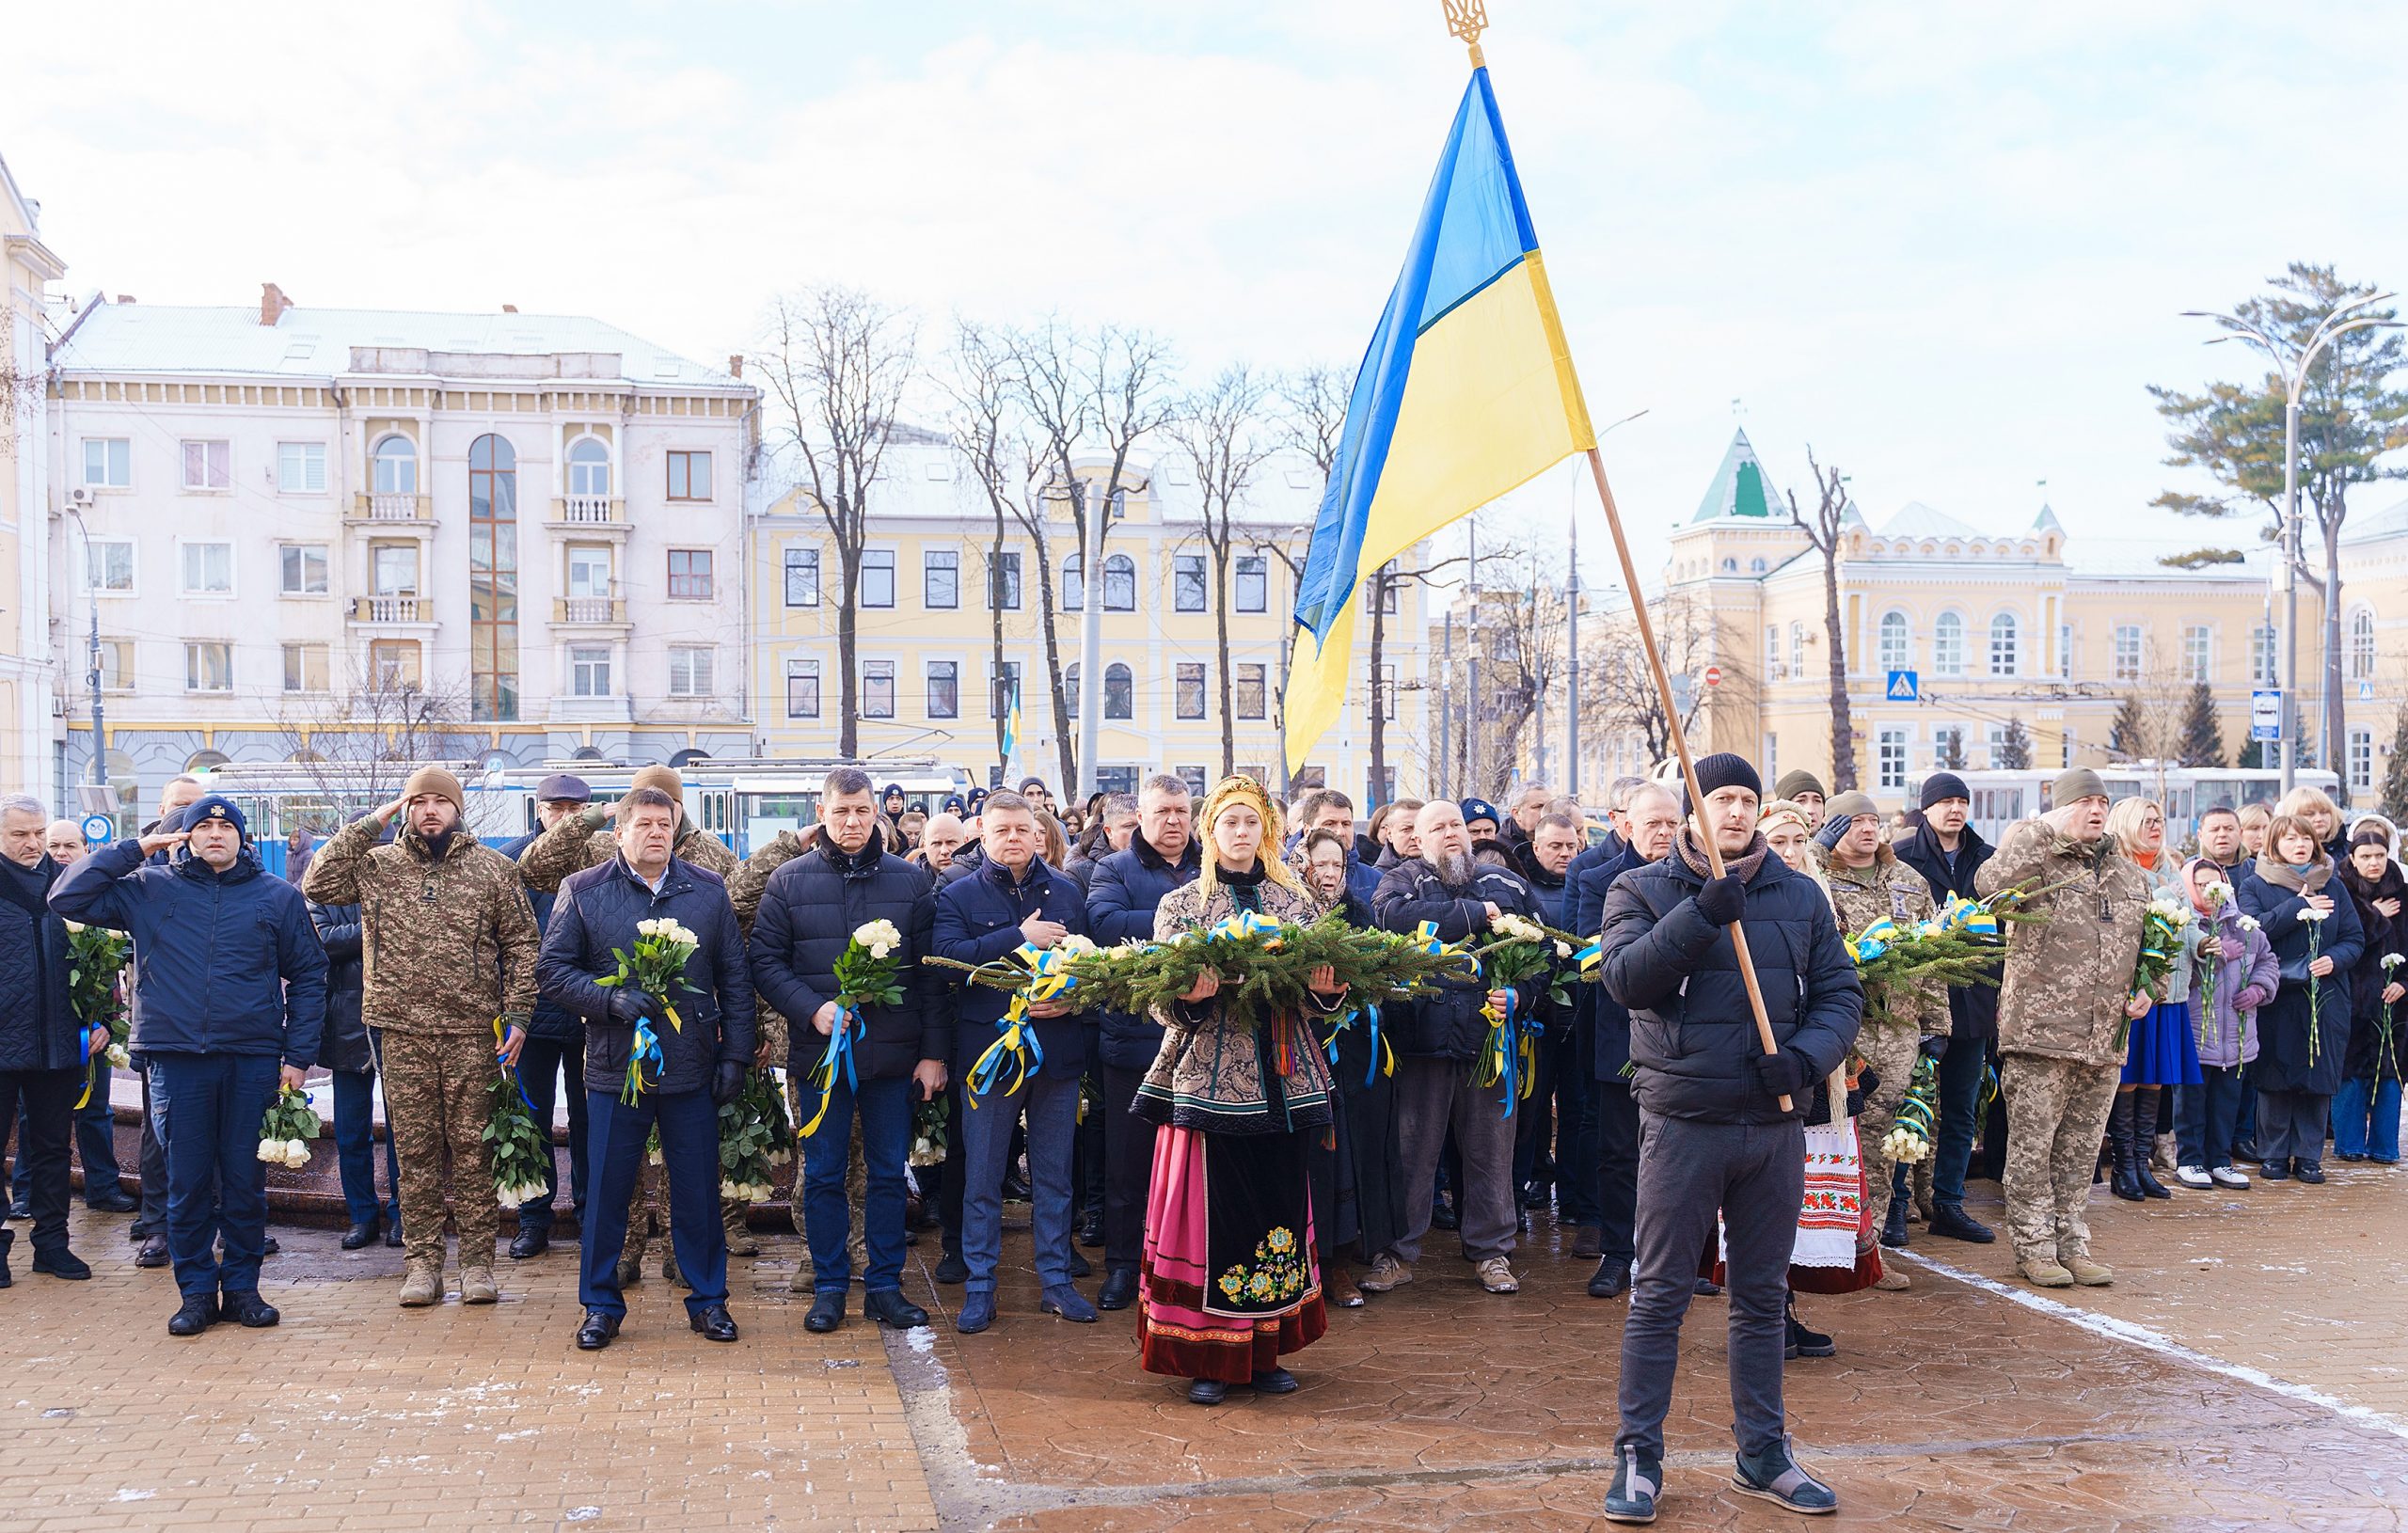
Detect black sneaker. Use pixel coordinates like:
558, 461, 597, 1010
31, 1247, 91, 1281
1604, 1444, 1661, 1523
222, 1289, 280, 1327
1926, 1202, 1995, 1243
1588, 1259, 1631, 1300
166, 1294, 219, 1337
85, 1188, 138, 1213
1785, 1299, 1836, 1360
933, 1251, 968, 1285
1733, 1437, 1837, 1514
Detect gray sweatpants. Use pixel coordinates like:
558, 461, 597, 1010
1617, 1111, 1805, 1462
1389, 1055, 1518, 1265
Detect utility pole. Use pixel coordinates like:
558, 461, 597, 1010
1439, 611, 1454, 800
1465, 516, 1481, 798
67, 508, 105, 796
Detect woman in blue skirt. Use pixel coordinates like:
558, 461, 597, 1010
2106, 798, 2199, 1200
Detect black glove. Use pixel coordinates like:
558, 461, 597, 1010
1814, 813, 1851, 851
1919, 1034, 1950, 1061
1749, 1047, 1811, 1100
712, 1061, 748, 1106
1694, 874, 1747, 926
607, 989, 658, 1027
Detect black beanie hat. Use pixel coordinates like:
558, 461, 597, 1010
1919, 771, 1970, 811
1688, 752, 1762, 802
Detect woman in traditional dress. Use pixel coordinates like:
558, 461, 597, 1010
1134, 776, 1345, 1404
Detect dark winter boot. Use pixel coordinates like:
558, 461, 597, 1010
2131, 1088, 2173, 1198
2108, 1093, 2145, 1202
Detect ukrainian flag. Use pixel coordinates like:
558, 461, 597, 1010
1286, 65, 1595, 774
1000, 678, 1022, 773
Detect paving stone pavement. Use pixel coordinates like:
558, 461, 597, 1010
5, 1162, 2407, 1531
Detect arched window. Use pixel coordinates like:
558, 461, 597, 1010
184, 749, 230, 773
1061, 555, 1084, 612
669, 747, 710, 767
1104, 663, 1133, 719
566, 436, 610, 498
1988, 612, 2020, 677
1750, 557, 1767, 574
1934, 611, 1966, 676
1720, 557, 1738, 573
571, 745, 609, 762
1102, 554, 1136, 611
467, 435, 520, 722
1877, 610, 1909, 672
2350, 608, 2377, 681
1062, 662, 1079, 720
372, 435, 418, 495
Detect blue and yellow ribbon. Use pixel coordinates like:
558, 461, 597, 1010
1208, 910, 1285, 945
1325, 1003, 1395, 1087
967, 994, 1044, 1105
620, 1017, 664, 1107
1940, 896, 2000, 938
1415, 919, 1483, 980
1846, 916, 1901, 965
495, 1016, 542, 1118
800, 1005, 860, 1137
1574, 940, 1603, 978
73, 1026, 97, 1112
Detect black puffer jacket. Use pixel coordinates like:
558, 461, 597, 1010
1600, 836, 1862, 1124
749, 840, 942, 1081
1085, 833, 1202, 1071
1573, 844, 1645, 1082
309, 901, 372, 1074
1371, 856, 1545, 1060
541, 855, 756, 1097
501, 827, 581, 1042
0, 856, 77, 1073
1893, 822, 1999, 1041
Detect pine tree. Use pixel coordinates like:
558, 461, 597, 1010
1996, 716, 2033, 770
2384, 709, 2408, 819
2239, 736, 2265, 769
2109, 694, 2147, 760
2177, 682, 2225, 766
1938, 728, 1967, 771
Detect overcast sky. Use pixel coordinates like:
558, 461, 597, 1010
10, 0, 2406, 586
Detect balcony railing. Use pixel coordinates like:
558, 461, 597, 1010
353, 594, 428, 624
554, 596, 627, 624
354, 492, 431, 521
556, 495, 624, 525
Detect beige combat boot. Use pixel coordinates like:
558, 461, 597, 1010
2017, 1254, 2074, 1288
399, 1260, 443, 1306
459, 1265, 499, 1304
2062, 1249, 2113, 1287
724, 1205, 761, 1257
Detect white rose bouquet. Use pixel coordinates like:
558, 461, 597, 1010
2119, 893, 2193, 1051
801, 920, 908, 1137
258, 1086, 321, 1171
486, 1018, 554, 1211
63, 921, 133, 1104
596, 917, 704, 1034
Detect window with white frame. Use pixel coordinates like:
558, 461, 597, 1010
1765, 624, 1782, 680
1933, 612, 1965, 675
277, 441, 327, 493
566, 545, 612, 599
181, 439, 230, 491
1788, 621, 1805, 674
1234, 556, 1267, 613
1877, 728, 1908, 789
1102, 554, 1137, 611
96, 639, 133, 691
372, 435, 418, 495
861, 659, 895, 718
185, 641, 232, 692
785, 658, 821, 719
82, 438, 131, 488
2251, 623, 2277, 686
85, 540, 135, 593
1988, 612, 2019, 676
2350, 727, 2374, 791
570, 645, 612, 697
2184, 624, 2212, 684
2349, 608, 2376, 681
566, 437, 611, 498
1877, 611, 1909, 672
668, 645, 714, 698
182, 542, 233, 595
860, 550, 895, 608
1763, 733, 1778, 781
281, 642, 328, 693
924, 550, 958, 610
2113, 624, 2143, 682
2059, 623, 2073, 679
927, 660, 958, 719
1176, 663, 1206, 719
1985, 723, 2006, 768
784, 546, 820, 608
372, 544, 420, 594
1175, 555, 1207, 612
279, 544, 328, 595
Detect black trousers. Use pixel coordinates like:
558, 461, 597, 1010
1593, 1075, 1640, 1264
1100, 1063, 1156, 1273
514, 1034, 589, 1231
0, 1067, 76, 1255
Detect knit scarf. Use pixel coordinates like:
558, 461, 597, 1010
1675, 827, 1769, 887
2256, 856, 2331, 895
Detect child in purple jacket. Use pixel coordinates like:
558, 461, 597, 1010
2174, 856, 2280, 1188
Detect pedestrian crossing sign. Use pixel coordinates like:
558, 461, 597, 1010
1886, 670, 1919, 702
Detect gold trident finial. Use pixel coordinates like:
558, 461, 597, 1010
1442, 0, 1488, 69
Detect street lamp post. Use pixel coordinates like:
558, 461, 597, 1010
64, 507, 105, 794
2183, 294, 2401, 798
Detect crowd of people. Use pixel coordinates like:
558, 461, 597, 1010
2, 749, 2401, 1523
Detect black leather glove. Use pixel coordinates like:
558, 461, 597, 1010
1694, 874, 1747, 926
1749, 1047, 1811, 1100
1814, 814, 1851, 851
607, 989, 652, 1027
1919, 1034, 1950, 1060
712, 1061, 747, 1106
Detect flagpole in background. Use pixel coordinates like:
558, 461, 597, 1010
1440, 0, 1787, 1104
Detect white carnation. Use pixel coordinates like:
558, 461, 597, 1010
2299, 906, 2331, 924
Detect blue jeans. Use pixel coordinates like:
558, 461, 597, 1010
2334, 1077, 2402, 1161
579, 1087, 726, 1319
515, 1034, 588, 1231
1930, 1038, 1989, 1206
12, 1063, 122, 1207
800, 1073, 911, 1296
961, 1067, 1080, 1293
147, 1053, 280, 1302
329, 1068, 401, 1229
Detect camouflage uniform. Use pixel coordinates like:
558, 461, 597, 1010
1825, 844, 1947, 1242
304, 817, 540, 1279
1975, 820, 2150, 1273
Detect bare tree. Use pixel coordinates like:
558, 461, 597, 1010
1582, 589, 1714, 768
1786, 448, 1859, 790
941, 319, 1027, 772
1475, 540, 1573, 798
271, 664, 480, 824
1165, 365, 1278, 778
758, 286, 918, 758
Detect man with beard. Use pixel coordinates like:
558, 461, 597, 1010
1893, 771, 2001, 1243
1366, 800, 1540, 1297
1599, 756, 1860, 1521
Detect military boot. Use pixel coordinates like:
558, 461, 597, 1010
2062, 1249, 2113, 1287
2017, 1254, 2074, 1288
459, 1265, 499, 1304
724, 1205, 761, 1257
399, 1260, 443, 1307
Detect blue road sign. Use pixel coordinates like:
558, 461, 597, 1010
81, 814, 115, 845
2251, 689, 2282, 742
1886, 670, 1919, 702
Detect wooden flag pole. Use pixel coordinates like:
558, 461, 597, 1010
1582, 447, 1791, 1110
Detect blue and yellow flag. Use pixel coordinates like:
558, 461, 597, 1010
1000, 677, 1022, 775
1286, 66, 1595, 773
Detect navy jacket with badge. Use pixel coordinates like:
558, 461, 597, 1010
749, 840, 943, 1082
1371, 857, 1545, 1060
1599, 838, 1861, 1125
932, 854, 1091, 1076
540, 854, 756, 1098
1085, 833, 1202, 1072
52, 837, 327, 1067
